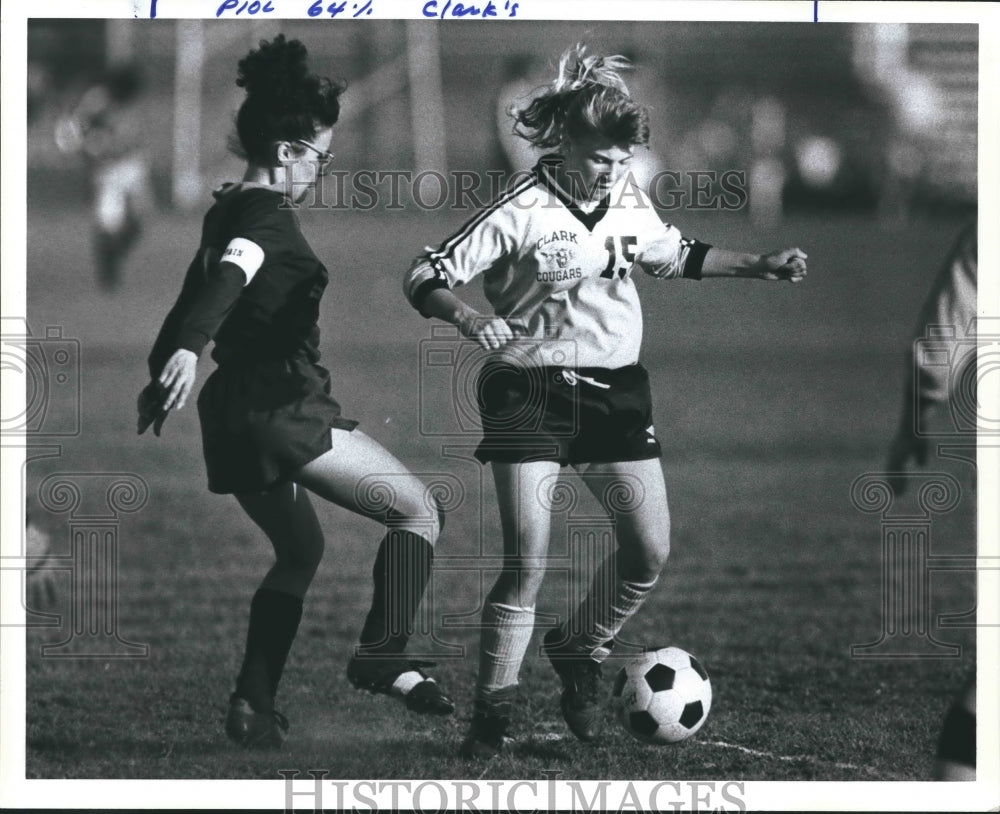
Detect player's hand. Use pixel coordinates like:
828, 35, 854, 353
158, 349, 198, 411
138, 349, 197, 435
460, 314, 524, 350
137, 380, 170, 436
757, 248, 807, 282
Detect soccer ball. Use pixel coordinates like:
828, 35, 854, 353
612, 646, 712, 744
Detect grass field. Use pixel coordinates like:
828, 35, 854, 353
19, 198, 978, 784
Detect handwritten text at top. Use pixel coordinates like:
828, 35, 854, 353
148, 0, 523, 18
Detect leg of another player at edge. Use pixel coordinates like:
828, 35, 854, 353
567, 458, 672, 654
933, 674, 976, 781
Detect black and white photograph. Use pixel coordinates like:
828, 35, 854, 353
2, 1, 997, 811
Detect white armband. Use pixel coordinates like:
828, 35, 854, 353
221, 237, 265, 285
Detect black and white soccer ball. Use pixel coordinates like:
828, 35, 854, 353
612, 646, 712, 744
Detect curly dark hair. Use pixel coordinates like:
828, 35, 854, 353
232, 34, 345, 165
511, 44, 649, 149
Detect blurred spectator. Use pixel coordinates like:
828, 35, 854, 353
54, 62, 152, 292
748, 95, 787, 226
876, 76, 942, 221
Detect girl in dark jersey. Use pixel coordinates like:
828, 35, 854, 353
137, 35, 453, 748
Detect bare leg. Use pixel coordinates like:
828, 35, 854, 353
461, 460, 560, 757
475, 461, 558, 693
293, 429, 453, 713
293, 428, 440, 543
565, 458, 671, 654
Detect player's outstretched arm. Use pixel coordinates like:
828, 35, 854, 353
701, 247, 808, 282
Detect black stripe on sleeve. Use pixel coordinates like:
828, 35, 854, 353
681, 240, 712, 280
411, 277, 451, 318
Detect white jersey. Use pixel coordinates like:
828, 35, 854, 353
914, 222, 977, 405
404, 155, 711, 369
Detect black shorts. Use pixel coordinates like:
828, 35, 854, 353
197, 354, 358, 494
474, 362, 662, 465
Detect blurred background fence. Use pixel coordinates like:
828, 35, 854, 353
26, 19, 977, 218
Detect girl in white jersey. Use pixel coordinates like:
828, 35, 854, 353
403, 44, 807, 757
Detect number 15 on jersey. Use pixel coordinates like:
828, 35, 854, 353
602, 235, 637, 280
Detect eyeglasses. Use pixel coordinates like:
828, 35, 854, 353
295, 139, 335, 172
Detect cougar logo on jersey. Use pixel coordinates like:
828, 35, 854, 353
537, 231, 582, 281
537, 242, 583, 283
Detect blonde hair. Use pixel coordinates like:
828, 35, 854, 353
511, 44, 649, 149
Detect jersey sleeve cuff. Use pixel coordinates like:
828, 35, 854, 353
410, 278, 450, 317
681, 240, 712, 280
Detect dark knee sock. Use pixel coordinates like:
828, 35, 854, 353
358, 530, 433, 654
234, 588, 304, 712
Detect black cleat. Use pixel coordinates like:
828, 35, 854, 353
543, 628, 605, 742
347, 654, 455, 716
225, 696, 289, 749
459, 695, 515, 759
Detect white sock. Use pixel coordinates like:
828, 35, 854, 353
477, 601, 536, 694
568, 560, 658, 655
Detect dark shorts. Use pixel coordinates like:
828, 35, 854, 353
198, 354, 358, 494
474, 362, 662, 465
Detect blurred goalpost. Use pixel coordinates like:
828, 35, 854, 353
164, 20, 447, 210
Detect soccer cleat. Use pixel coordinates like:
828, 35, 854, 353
543, 628, 605, 742
225, 696, 289, 749
459, 695, 515, 759
346, 654, 455, 716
